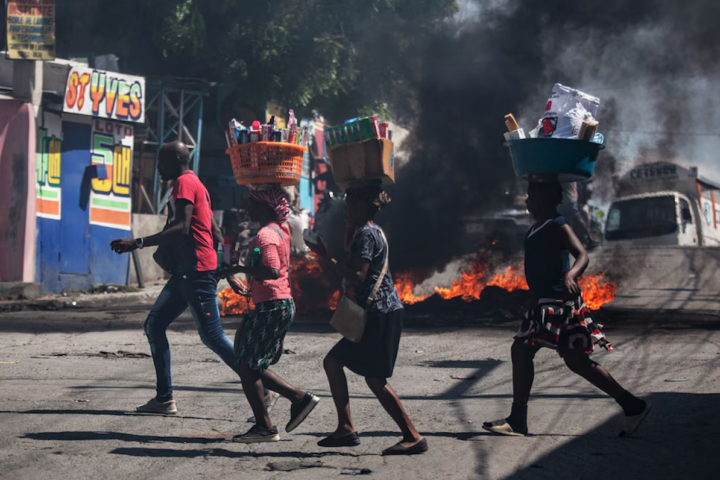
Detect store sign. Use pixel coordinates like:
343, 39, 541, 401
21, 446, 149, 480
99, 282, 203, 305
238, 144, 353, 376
35, 113, 62, 220
64, 67, 146, 124
629, 163, 679, 182
89, 120, 134, 230
6, 0, 56, 60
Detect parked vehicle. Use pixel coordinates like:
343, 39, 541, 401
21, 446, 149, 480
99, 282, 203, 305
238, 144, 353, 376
605, 162, 720, 247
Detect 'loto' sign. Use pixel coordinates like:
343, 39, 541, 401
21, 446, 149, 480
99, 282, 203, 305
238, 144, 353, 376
63, 67, 145, 124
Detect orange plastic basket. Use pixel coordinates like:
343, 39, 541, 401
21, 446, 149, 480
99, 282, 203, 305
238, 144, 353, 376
226, 142, 306, 186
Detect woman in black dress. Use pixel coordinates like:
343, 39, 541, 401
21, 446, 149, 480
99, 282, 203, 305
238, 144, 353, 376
309, 186, 427, 456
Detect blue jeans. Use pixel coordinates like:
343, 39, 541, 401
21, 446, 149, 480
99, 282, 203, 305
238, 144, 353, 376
144, 271, 239, 399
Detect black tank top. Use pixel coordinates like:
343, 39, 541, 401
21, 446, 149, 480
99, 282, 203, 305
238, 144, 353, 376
524, 216, 571, 299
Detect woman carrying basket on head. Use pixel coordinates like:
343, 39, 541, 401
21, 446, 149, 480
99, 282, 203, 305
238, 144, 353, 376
483, 180, 650, 438
220, 185, 319, 443
308, 185, 427, 456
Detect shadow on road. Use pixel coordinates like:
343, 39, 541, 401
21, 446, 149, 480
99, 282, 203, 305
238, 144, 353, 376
417, 359, 502, 368
0, 410, 234, 422
109, 447, 371, 459
299, 430, 494, 441
501, 392, 718, 480
22, 431, 231, 444
64, 383, 611, 402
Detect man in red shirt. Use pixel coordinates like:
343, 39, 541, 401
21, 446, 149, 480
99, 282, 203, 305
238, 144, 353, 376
111, 141, 244, 414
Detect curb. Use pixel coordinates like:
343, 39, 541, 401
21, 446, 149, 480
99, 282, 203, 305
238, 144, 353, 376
0, 280, 235, 313
0, 287, 164, 313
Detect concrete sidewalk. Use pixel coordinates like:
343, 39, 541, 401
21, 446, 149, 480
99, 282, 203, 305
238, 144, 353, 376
0, 279, 236, 313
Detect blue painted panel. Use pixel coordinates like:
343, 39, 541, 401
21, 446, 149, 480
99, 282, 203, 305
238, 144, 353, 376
299, 175, 314, 212
89, 224, 130, 286
60, 122, 91, 275
36, 217, 62, 293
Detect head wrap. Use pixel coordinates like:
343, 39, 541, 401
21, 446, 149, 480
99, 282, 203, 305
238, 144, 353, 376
346, 185, 391, 211
249, 185, 290, 224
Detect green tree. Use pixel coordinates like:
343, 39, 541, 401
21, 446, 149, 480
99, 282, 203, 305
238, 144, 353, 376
55, 0, 458, 123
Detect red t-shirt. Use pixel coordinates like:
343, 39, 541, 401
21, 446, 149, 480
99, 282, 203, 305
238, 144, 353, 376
168, 171, 217, 273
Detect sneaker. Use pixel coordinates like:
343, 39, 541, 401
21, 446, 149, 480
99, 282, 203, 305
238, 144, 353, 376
285, 393, 320, 433
232, 425, 280, 443
136, 398, 177, 415
620, 402, 651, 438
247, 390, 281, 423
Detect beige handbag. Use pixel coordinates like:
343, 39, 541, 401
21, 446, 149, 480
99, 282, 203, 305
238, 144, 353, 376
330, 229, 389, 343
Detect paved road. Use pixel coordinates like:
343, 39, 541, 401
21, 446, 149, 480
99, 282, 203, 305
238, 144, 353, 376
0, 308, 718, 480
592, 246, 720, 316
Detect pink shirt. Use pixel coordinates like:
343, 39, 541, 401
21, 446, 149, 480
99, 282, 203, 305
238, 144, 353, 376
250, 223, 292, 304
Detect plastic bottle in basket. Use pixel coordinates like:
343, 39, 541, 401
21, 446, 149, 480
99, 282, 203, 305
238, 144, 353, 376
370, 115, 380, 138
379, 122, 388, 139
360, 118, 374, 139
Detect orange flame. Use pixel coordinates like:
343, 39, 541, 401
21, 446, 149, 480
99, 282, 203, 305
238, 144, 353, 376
218, 286, 252, 316
219, 254, 618, 315
578, 273, 618, 310
396, 263, 528, 303
394, 258, 617, 310
487, 266, 529, 291
393, 273, 430, 305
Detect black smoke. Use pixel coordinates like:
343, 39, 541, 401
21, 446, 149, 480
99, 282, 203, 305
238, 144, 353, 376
380, 0, 720, 274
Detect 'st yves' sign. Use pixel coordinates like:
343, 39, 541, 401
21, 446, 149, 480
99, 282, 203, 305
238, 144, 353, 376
63, 67, 145, 124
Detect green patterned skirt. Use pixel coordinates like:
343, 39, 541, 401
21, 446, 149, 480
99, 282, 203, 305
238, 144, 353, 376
234, 298, 295, 372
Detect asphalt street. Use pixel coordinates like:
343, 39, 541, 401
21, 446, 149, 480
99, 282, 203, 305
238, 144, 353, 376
0, 307, 718, 479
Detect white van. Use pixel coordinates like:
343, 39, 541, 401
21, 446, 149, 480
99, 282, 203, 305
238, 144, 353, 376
605, 162, 720, 247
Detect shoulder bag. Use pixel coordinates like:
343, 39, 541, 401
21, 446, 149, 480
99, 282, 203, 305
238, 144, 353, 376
153, 223, 175, 274
330, 228, 388, 343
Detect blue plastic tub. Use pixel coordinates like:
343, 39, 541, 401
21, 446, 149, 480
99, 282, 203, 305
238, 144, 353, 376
505, 137, 605, 181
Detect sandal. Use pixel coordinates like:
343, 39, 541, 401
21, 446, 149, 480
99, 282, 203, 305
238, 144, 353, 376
482, 419, 527, 436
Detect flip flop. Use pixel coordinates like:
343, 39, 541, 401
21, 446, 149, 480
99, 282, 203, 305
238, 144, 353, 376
317, 432, 361, 448
482, 419, 527, 436
620, 403, 652, 438
382, 438, 428, 456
